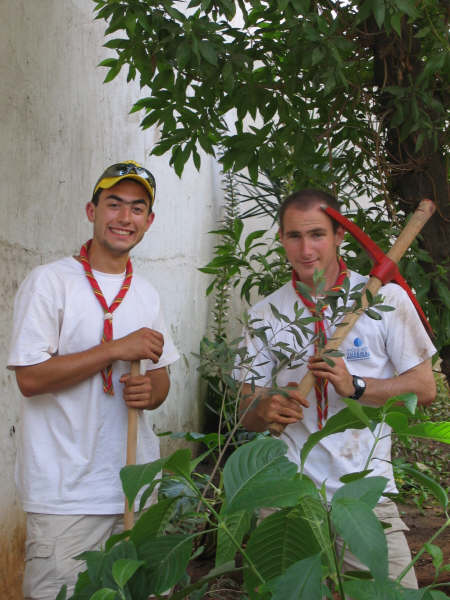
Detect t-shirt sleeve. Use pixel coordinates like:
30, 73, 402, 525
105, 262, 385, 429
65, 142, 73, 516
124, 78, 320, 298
381, 284, 436, 374
7, 271, 61, 368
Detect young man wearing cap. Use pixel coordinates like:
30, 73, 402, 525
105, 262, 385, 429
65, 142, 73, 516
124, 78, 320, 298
8, 161, 179, 599
236, 189, 436, 588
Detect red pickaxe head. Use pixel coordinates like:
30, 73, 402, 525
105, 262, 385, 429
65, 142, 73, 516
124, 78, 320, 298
321, 204, 434, 336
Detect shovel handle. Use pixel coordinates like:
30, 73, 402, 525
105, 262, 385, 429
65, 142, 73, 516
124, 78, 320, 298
268, 199, 435, 437
124, 359, 140, 530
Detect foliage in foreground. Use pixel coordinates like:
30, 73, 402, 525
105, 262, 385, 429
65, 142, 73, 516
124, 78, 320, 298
56, 394, 450, 600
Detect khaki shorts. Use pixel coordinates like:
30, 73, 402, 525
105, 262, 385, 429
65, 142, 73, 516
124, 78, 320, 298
260, 500, 417, 590
23, 513, 124, 600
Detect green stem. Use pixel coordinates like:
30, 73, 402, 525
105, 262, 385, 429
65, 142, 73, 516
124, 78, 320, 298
200, 496, 266, 586
396, 516, 450, 584
327, 511, 347, 599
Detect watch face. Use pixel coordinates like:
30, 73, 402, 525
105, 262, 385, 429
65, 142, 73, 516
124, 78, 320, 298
351, 375, 366, 399
354, 377, 365, 388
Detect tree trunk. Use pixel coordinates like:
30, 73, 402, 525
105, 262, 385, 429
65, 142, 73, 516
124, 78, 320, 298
369, 18, 450, 382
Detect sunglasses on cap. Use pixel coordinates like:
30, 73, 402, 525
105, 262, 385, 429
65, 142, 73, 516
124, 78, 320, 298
93, 161, 156, 207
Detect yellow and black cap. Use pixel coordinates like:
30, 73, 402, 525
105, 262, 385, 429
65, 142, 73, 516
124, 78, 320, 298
93, 160, 156, 208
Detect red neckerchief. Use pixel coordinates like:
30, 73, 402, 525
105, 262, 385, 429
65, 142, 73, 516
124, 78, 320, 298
292, 258, 348, 429
79, 239, 133, 395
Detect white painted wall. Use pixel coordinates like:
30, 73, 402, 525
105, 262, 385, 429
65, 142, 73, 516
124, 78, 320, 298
0, 1, 222, 595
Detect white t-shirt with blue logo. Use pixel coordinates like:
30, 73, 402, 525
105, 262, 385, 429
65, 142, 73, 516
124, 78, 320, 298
236, 270, 436, 501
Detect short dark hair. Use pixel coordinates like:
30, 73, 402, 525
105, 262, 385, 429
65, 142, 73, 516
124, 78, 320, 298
279, 189, 341, 232
91, 177, 153, 213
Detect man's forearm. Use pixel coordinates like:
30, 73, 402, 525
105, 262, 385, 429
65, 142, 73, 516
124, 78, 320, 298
14, 341, 120, 397
358, 360, 436, 407
14, 327, 165, 397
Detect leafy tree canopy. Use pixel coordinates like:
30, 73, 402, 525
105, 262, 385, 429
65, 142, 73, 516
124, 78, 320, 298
93, 0, 450, 376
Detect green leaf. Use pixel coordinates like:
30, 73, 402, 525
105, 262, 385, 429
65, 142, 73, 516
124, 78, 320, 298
263, 553, 323, 599
103, 38, 129, 50
90, 590, 118, 600
435, 279, 450, 310
139, 535, 193, 594
340, 469, 374, 483
385, 411, 409, 432
112, 558, 145, 588
373, 1, 386, 28
164, 448, 193, 479
394, 0, 418, 18
424, 543, 443, 570
98, 58, 118, 68
55, 585, 67, 600
365, 308, 382, 320
233, 218, 244, 243
120, 458, 166, 508
75, 550, 106, 584
427, 590, 450, 599
244, 230, 266, 252
390, 12, 402, 36
125, 12, 137, 35
331, 497, 388, 580
341, 397, 372, 428
223, 438, 298, 514
199, 41, 218, 66
333, 477, 388, 509
131, 498, 176, 546
176, 41, 192, 68
226, 477, 308, 514
400, 464, 448, 510
216, 509, 252, 567
300, 406, 380, 469
374, 305, 395, 312
403, 394, 418, 415
244, 507, 321, 596
403, 421, 450, 444
297, 492, 336, 574
344, 578, 405, 598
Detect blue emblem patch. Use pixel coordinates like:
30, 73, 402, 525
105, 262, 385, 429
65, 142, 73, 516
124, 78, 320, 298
346, 337, 370, 361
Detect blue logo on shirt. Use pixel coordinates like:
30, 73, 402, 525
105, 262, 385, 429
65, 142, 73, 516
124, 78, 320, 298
347, 337, 370, 361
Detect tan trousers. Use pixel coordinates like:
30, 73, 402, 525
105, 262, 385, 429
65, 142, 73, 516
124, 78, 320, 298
23, 513, 124, 600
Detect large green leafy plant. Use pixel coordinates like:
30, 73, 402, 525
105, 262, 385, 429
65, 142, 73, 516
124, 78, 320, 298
56, 404, 450, 600
56, 284, 450, 599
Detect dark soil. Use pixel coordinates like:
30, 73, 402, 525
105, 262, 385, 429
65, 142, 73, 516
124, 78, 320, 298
401, 501, 450, 590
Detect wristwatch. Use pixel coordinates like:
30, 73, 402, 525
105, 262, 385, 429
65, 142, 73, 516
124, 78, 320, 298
350, 375, 366, 400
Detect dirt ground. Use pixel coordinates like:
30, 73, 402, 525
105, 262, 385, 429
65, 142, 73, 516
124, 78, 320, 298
401, 501, 450, 590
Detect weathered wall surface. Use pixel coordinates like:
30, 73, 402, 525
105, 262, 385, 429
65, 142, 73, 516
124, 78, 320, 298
0, 1, 221, 596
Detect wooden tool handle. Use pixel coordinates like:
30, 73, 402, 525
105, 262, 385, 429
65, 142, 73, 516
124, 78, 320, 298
124, 359, 140, 530
268, 199, 435, 437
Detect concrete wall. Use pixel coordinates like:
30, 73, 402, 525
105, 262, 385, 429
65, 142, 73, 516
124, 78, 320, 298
0, 1, 222, 596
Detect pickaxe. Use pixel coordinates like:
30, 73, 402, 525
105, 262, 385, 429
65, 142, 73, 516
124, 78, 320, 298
269, 199, 435, 436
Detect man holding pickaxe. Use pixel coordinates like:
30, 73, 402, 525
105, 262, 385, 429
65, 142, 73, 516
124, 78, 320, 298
7, 161, 179, 599
236, 189, 436, 589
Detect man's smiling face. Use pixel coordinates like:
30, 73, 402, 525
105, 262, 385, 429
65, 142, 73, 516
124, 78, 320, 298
86, 179, 154, 257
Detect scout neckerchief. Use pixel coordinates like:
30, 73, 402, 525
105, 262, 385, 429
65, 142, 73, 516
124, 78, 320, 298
292, 258, 348, 429
80, 239, 133, 395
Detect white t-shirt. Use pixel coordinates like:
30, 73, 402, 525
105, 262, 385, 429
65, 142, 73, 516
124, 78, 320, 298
236, 271, 436, 501
8, 257, 179, 514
